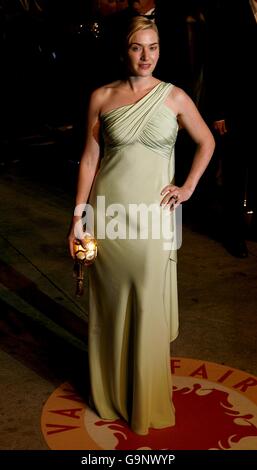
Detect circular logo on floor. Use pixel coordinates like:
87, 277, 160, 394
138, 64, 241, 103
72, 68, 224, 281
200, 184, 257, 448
41, 357, 257, 450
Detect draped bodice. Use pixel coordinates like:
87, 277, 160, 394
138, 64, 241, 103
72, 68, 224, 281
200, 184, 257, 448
100, 82, 178, 160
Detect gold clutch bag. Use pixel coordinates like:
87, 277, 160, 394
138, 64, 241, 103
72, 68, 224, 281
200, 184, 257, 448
73, 233, 97, 297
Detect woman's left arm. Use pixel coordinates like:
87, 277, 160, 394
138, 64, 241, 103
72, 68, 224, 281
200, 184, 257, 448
161, 88, 215, 209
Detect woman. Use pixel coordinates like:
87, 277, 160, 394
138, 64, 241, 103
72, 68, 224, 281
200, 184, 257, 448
68, 16, 215, 435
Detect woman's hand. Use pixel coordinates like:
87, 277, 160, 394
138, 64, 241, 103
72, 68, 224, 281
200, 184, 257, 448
160, 184, 193, 211
67, 216, 84, 259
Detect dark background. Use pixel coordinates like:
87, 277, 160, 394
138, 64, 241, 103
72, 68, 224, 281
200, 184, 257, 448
0, 0, 218, 168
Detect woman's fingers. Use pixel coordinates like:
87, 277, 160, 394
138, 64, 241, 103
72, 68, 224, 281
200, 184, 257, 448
68, 216, 85, 259
161, 184, 177, 196
160, 185, 180, 209
160, 184, 192, 208
69, 236, 75, 258
161, 194, 177, 206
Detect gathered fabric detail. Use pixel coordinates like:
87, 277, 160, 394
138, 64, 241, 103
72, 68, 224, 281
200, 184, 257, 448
101, 82, 178, 159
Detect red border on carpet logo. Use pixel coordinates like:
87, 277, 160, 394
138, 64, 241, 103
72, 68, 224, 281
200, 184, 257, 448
41, 357, 257, 450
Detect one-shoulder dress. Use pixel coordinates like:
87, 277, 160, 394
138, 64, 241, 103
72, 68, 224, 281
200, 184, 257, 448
88, 82, 179, 435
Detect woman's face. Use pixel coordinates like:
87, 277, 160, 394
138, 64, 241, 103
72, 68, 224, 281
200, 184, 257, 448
127, 28, 159, 77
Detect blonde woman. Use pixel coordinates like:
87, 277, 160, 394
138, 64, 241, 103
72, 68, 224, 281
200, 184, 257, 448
68, 16, 214, 435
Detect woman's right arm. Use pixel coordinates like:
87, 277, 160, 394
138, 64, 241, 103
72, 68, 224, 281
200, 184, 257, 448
68, 90, 102, 257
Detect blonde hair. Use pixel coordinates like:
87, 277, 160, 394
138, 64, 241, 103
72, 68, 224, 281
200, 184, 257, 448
126, 16, 159, 46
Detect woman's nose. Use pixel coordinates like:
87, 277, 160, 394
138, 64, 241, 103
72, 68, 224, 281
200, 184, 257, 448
141, 48, 149, 60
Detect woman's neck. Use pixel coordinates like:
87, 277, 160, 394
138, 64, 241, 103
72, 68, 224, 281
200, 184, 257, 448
126, 76, 159, 93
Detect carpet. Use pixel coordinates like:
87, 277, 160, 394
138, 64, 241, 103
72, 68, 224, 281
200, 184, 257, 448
41, 357, 257, 450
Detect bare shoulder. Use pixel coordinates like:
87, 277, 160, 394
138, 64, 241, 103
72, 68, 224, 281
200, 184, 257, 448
91, 81, 121, 102
89, 81, 122, 114
166, 85, 195, 115
169, 86, 191, 105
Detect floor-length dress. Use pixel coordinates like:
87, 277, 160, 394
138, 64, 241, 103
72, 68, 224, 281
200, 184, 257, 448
88, 81, 179, 435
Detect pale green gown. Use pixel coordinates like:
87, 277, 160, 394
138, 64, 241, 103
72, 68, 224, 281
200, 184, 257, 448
88, 82, 179, 435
